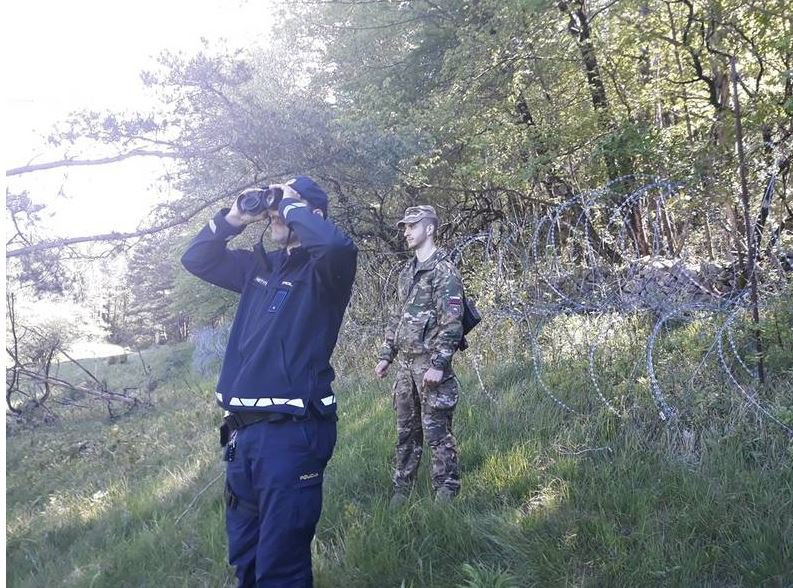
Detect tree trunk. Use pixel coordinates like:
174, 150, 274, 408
558, 0, 650, 256
730, 58, 765, 383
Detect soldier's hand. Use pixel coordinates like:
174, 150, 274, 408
375, 360, 391, 379
423, 367, 444, 388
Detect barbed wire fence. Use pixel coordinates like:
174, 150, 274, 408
375, 173, 792, 439
184, 170, 792, 439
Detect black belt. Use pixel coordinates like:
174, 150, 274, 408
220, 411, 301, 447
224, 410, 305, 431
220, 407, 337, 447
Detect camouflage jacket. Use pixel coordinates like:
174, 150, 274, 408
378, 249, 464, 369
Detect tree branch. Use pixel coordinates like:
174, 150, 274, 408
6, 164, 301, 258
7, 148, 180, 176
5, 195, 225, 258
16, 368, 138, 404
6, 145, 226, 177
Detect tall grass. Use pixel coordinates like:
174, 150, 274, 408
6, 318, 793, 587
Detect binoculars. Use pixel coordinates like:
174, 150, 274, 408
236, 186, 284, 215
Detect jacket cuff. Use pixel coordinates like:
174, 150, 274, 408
430, 351, 451, 370
378, 345, 396, 363
278, 197, 310, 223
209, 208, 245, 240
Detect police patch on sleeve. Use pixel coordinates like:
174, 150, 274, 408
449, 296, 463, 316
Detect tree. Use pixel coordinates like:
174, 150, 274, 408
111, 231, 188, 347
5, 3, 791, 376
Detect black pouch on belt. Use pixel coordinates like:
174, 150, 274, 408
219, 422, 230, 447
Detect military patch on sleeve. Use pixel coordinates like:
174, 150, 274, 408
449, 296, 463, 316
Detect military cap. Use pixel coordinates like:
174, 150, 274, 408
396, 205, 439, 227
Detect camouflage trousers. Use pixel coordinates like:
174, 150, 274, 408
392, 354, 460, 495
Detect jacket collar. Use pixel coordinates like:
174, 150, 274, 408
411, 248, 445, 274
259, 245, 309, 276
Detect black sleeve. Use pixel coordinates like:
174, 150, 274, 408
278, 198, 358, 293
180, 208, 255, 293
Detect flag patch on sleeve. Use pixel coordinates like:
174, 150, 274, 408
449, 296, 463, 316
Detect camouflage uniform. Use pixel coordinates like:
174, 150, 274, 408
379, 247, 465, 496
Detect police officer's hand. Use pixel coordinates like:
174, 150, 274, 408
375, 360, 391, 379
423, 367, 444, 388
225, 190, 270, 227
268, 183, 325, 219
269, 183, 302, 202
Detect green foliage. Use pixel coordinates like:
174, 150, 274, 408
271, 0, 792, 250
111, 232, 190, 347
11, 0, 790, 350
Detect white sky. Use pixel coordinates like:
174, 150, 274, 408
5, 0, 277, 238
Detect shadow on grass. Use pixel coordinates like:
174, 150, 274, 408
7, 451, 235, 588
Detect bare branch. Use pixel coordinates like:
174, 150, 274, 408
57, 348, 108, 390
6, 143, 230, 177
589, 0, 622, 23
6, 191, 232, 258
7, 218, 193, 258
6, 160, 308, 258
16, 368, 138, 405
7, 148, 183, 177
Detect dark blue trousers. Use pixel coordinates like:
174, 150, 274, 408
225, 416, 336, 587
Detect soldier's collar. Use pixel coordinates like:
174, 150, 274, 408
413, 248, 445, 272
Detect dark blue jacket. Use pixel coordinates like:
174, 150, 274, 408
181, 198, 358, 416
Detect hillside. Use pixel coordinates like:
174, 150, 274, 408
6, 327, 793, 587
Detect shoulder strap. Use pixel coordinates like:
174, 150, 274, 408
407, 271, 421, 297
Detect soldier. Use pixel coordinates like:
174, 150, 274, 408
374, 205, 465, 505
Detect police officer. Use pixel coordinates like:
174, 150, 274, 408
374, 205, 464, 506
181, 177, 357, 587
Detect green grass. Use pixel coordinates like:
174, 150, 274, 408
6, 331, 793, 587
